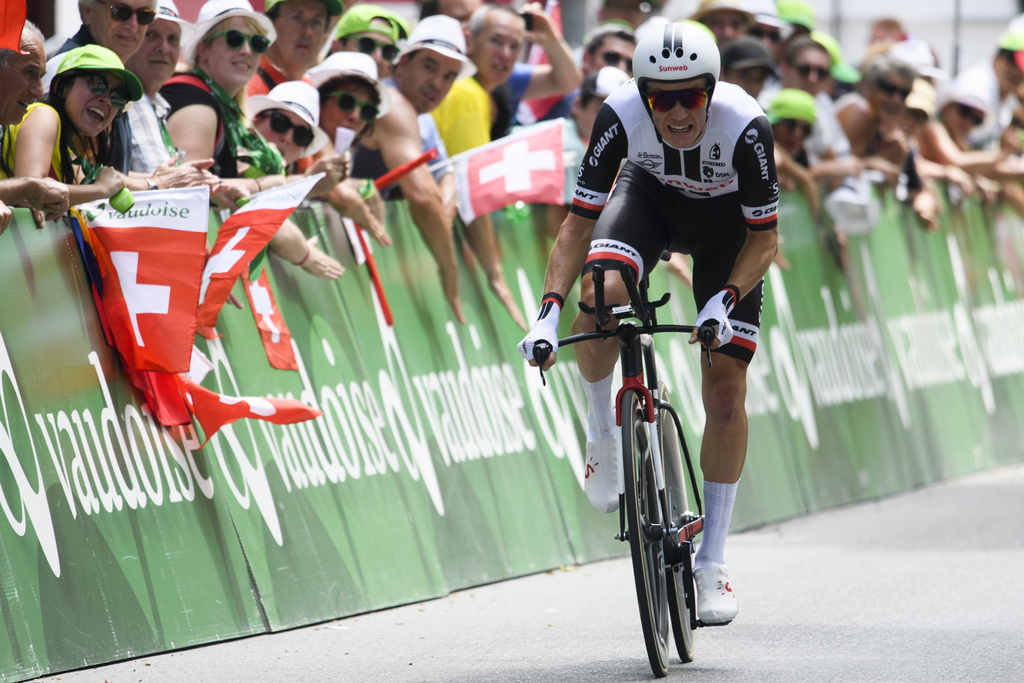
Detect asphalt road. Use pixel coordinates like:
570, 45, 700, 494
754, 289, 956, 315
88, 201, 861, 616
36, 464, 1024, 683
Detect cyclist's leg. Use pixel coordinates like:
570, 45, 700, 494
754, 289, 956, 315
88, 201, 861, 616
574, 164, 675, 513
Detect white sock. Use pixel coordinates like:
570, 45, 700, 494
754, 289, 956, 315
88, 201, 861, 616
581, 371, 616, 442
694, 480, 738, 571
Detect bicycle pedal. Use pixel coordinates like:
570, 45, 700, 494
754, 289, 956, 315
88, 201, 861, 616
695, 619, 733, 628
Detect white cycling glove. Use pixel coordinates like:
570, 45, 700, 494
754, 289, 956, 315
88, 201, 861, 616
694, 286, 739, 346
518, 292, 563, 362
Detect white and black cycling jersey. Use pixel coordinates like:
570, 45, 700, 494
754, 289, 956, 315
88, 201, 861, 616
570, 81, 780, 230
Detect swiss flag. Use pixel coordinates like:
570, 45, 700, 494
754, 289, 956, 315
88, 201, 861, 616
452, 120, 565, 224
1, 0, 27, 53
242, 266, 298, 370
72, 187, 210, 373
516, 0, 564, 125
197, 175, 321, 328
174, 375, 322, 447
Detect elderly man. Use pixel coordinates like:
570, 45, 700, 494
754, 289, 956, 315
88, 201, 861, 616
341, 16, 476, 324
53, 0, 158, 173
0, 22, 70, 232
247, 0, 343, 96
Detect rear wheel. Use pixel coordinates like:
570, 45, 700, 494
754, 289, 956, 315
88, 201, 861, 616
660, 386, 696, 663
622, 389, 670, 678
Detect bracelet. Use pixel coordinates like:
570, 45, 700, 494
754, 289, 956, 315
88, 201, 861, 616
358, 178, 374, 199
293, 244, 311, 266
254, 176, 263, 192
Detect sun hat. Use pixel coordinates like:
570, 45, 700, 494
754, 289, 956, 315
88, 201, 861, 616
689, 0, 753, 25
393, 15, 476, 80
766, 88, 816, 125
334, 4, 409, 42
904, 78, 937, 118
998, 31, 1024, 72
306, 51, 392, 118
810, 31, 860, 84
721, 36, 779, 76
55, 45, 144, 102
776, 0, 815, 31
183, 0, 277, 65
247, 80, 330, 155
154, 0, 197, 47
264, 0, 342, 18
888, 38, 946, 82
580, 66, 631, 101
744, 0, 785, 29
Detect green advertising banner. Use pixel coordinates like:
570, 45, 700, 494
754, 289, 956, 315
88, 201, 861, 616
2, 187, 1023, 681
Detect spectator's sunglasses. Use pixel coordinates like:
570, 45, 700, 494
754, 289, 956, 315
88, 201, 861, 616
644, 87, 708, 112
794, 64, 831, 80
876, 79, 911, 100
955, 104, 985, 127
601, 51, 632, 72
258, 110, 315, 148
208, 29, 271, 54
329, 91, 380, 122
355, 36, 399, 63
96, 0, 156, 25
749, 26, 782, 43
83, 73, 130, 109
779, 119, 813, 137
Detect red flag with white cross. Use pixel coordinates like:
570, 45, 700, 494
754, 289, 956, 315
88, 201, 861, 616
242, 266, 298, 370
197, 175, 321, 328
450, 120, 565, 224
0, 0, 27, 53
174, 374, 321, 447
72, 187, 210, 373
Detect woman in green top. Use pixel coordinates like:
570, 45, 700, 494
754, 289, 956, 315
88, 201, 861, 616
3, 45, 145, 207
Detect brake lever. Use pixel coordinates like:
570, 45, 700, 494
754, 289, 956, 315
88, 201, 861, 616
533, 341, 552, 387
698, 324, 716, 369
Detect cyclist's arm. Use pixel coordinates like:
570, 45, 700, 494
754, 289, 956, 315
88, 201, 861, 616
542, 211, 599, 301
730, 114, 781, 299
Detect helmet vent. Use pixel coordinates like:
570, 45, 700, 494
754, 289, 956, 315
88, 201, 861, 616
690, 52, 697, 61
675, 47, 683, 57
650, 55, 657, 63
661, 48, 670, 58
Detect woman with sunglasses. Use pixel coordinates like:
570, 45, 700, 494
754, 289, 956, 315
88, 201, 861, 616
162, 0, 345, 278
2, 45, 144, 207
518, 22, 780, 628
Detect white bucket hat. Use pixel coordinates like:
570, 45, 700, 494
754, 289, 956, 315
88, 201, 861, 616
307, 51, 392, 119
394, 15, 476, 80
247, 80, 331, 156
183, 0, 277, 65
155, 0, 197, 48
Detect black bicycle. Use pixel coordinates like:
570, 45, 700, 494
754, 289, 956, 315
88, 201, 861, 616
534, 263, 717, 678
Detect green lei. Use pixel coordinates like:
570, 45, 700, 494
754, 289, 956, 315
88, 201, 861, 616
195, 68, 284, 178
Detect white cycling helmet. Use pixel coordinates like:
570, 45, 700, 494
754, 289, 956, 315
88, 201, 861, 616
633, 21, 721, 98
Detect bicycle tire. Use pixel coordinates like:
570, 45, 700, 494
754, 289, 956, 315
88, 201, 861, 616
660, 385, 696, 663
622, 389, 671, 678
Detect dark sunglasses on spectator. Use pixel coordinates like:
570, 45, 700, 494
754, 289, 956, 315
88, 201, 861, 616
794, 64, 831, 80
258, 110, 315, 148
209, 29, 271, 54
645, 87, 708, 112
956, 104, 985, 127
84, 73, 130, 109
876, 79, 911, 100
329, 91, 380, 122
601, 51, 633, 72
780, 119, 813, 137
749, 26, 782, 43
96, 0, 156, 25
355, 36, 399, 62
1011, 117, 1024, 129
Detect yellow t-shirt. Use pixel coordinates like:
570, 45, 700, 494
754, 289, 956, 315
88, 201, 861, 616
431, 77, 491, 157
2, 102, 65, 181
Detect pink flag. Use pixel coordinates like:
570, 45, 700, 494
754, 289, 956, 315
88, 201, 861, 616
452, 120, 565, 224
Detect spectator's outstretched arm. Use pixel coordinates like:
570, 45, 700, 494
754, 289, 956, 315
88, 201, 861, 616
519, 2, 582, 101
463, 213, 527, 330
377, 98, 465, 323
269, 220, 344, 279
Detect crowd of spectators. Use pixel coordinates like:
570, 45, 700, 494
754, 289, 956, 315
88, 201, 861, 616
3, 0, 1024, 316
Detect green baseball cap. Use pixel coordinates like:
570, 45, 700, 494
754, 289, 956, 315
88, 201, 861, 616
56, 45, 143, 102
776, 0, 814, 31
767, 88, 817, 125
810, 31, 861, 84
264, 0, 342, 18
334, 4, 410, 42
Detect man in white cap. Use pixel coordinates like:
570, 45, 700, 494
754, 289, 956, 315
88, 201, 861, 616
325, 16, 477, 324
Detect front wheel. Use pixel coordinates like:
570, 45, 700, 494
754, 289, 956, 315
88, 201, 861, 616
622, 389, 670, 678
660, 385, 696, 663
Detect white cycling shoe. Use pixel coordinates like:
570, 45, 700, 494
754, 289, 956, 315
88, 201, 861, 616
694, 565, 738, 624
584, 437, 619, 513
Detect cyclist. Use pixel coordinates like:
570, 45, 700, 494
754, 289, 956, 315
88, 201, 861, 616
518, 22, 779, 625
